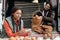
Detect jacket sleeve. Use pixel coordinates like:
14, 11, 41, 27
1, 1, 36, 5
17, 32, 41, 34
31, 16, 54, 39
3, 20, 19, 37
43, 11, 55, 22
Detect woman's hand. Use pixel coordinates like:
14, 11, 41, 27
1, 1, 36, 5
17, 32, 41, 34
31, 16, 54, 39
18, 28, 28, 37
19, 28, 25, 34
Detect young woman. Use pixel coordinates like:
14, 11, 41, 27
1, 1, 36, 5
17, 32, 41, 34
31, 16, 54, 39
3, 7, 28, 38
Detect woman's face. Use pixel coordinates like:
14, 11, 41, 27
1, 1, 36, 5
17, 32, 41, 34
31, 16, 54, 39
13, 10, 22, 20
